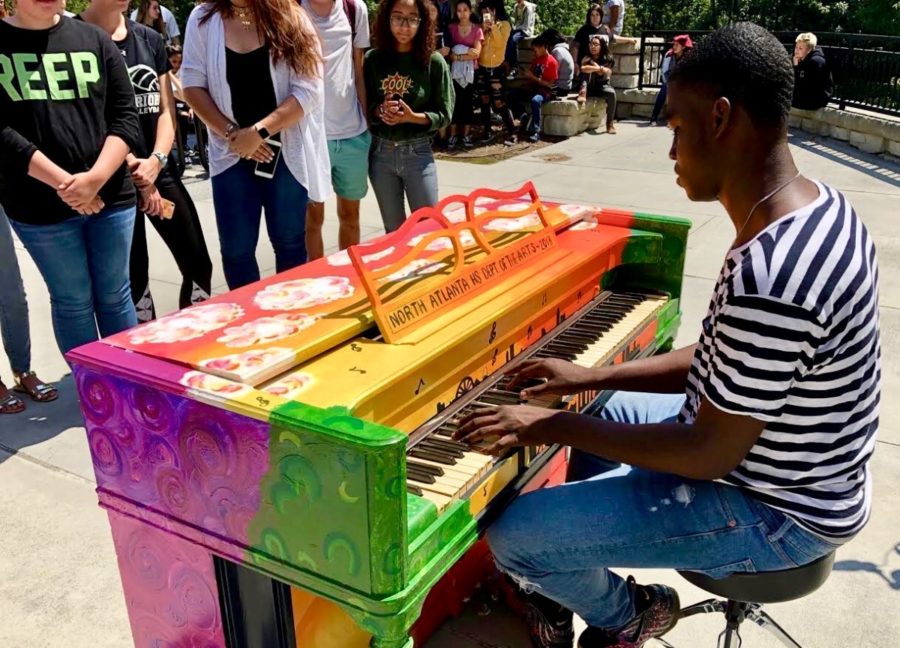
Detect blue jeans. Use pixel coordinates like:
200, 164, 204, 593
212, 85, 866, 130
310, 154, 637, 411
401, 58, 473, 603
9, 205, 137, 356
487, 391, 840, 631
369, 136, 439, 233
211, 159, 309, 290
651, 82, 668, 121
506, 29, 527, 68
0, 207, 30, 374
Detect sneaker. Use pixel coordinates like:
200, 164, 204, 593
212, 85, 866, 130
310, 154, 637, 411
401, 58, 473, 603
447, 135, 458, 149
606, 121, 617, 134
528, 131, 540, 143
504, 134, 518, 146
462, 135, 474, 148
577, 577, 680, 648
522, 592, 575, 648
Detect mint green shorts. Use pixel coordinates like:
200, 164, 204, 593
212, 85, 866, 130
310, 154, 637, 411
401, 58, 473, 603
328, 131, 372, 200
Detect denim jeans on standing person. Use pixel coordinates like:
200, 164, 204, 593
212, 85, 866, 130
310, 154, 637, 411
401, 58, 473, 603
487, 391, 840, 631
650, 81, 668, 122
369, 136, 439, 233
0, 206, 31, 374
9, 205, 137, 357
211, 158, 309, 290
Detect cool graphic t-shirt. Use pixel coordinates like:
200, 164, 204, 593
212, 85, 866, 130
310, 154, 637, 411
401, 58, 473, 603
113, 21, 172, 158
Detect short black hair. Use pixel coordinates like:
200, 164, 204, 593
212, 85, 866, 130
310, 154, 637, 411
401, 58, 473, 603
668, 22, 794, 127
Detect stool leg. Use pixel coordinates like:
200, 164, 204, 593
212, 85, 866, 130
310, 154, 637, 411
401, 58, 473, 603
746, 608, 804, 648
717, 621, 742, 648
679, 598, 727, 619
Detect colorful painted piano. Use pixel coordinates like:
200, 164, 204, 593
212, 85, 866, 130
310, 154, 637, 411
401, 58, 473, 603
68, 183, 690, 648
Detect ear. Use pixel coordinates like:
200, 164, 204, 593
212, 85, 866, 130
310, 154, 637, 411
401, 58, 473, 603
711, 97, 732, 140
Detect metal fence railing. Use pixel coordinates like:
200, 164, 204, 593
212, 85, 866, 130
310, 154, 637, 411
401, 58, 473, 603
638, 30, 900, 118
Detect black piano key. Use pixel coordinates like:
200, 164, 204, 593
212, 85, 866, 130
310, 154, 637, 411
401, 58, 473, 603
409, 447, 457, 465
407, 484, 423, 496
407, 459, 444, 476
423, 438, 469, 454
407, 467, 437, 484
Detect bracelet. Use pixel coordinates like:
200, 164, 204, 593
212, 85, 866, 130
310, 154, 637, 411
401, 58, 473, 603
223, 122, 238, 137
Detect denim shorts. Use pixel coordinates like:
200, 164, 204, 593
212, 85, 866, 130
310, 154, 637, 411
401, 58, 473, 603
328, 130, 372, 200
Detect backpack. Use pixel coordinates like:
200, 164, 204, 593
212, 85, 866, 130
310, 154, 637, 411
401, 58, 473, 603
300, 0, 358, 42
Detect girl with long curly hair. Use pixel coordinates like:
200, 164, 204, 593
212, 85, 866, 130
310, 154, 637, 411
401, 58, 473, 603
182, 0, 330, 289
364, 0, 454, 233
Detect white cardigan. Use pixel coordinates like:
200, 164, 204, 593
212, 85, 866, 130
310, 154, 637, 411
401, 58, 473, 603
181, 5, 332, 202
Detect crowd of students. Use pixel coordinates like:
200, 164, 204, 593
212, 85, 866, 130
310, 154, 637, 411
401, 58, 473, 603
0, 0, 845, 420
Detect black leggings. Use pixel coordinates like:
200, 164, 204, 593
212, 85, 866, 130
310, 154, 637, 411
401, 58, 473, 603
581, 75, 618, 123
130, 167, 213, 322
476, 66, 516, 134
452, 80, 477, 126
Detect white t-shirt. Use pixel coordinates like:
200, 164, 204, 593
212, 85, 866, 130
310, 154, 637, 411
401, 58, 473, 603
307, 0, 370, 140
602, 0, 624, 35
130, 4, 181, 42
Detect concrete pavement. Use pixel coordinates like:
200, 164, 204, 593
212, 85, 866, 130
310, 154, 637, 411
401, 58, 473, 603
1, 121, 898, 648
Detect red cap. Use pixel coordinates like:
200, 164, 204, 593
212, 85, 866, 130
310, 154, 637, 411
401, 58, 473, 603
674, 34, 694, 48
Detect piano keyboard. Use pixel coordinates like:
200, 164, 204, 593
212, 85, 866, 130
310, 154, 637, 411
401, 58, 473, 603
406, 291, 669, 512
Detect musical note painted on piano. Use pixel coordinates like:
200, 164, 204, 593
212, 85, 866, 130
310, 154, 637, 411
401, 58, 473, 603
415, 379, 426, 395
350, 366, 367, 374
351, 343, 363, 352
488, 322, 497, 344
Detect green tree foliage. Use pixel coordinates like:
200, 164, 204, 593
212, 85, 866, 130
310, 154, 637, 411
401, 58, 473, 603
58, 0, 898, 37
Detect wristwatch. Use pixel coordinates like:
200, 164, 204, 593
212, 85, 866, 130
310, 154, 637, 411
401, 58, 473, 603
151, 151, 168, 169
255, 125, 271, 140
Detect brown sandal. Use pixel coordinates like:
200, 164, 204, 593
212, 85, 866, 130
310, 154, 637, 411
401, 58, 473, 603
0, 383, 26, 414
606, 121, 617, 134
13, 371, 58, 403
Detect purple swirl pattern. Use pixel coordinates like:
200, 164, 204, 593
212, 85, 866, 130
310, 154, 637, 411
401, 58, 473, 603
76, 368, 270, 545
110, 511, 226, 647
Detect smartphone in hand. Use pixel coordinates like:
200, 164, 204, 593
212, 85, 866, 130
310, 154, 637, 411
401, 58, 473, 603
254, 139, 283, 179
160, 198, 175, 219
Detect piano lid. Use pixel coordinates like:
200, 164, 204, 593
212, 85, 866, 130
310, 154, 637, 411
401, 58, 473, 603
102, 184, 598, 386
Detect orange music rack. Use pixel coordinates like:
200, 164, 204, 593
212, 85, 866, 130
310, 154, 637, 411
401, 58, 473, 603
348, 183, 560, 343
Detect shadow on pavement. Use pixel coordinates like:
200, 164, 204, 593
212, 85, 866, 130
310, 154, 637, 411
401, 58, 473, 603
0, 373, 84, 465
833, 542, 900, 591
789, 132, 900, 189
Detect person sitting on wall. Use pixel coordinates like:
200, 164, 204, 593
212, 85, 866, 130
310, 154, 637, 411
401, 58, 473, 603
792, 32, 833, 110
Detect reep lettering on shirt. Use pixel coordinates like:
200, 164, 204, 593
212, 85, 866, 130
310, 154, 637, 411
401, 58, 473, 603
0, 51, 99, 102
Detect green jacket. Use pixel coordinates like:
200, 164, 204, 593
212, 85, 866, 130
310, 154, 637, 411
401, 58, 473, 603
364, 49, 454, 141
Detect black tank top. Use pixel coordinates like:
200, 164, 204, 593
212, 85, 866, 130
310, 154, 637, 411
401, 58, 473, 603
225, 45, 278, 132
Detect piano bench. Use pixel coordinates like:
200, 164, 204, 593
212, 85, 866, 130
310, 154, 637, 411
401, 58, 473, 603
667, 551, 835, 648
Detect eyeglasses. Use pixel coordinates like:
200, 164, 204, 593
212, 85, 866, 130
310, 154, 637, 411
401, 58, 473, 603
390, 14, 422, 28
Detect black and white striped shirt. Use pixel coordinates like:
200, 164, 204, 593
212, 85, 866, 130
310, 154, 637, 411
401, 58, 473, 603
679, 181, 880, 542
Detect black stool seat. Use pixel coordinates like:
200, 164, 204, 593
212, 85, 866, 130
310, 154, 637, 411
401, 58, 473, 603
678, 551, 835, 604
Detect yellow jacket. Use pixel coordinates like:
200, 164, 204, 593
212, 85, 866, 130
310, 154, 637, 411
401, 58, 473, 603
479, 20, 511, 69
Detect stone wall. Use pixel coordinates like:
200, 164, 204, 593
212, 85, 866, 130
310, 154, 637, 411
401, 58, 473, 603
615, 85, 900, 157
789, 107, 900, 157
542, 97, 609, 136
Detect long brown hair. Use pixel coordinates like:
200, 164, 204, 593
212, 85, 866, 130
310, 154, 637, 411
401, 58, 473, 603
372, 0, 436, 69
0, 0, 8, 19
136, 0, 169, 38
201, 0, 320, 78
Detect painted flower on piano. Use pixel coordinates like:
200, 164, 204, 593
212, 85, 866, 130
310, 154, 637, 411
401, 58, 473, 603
216, 313, 319, 348
326, 246, 395, 267
407, 229, 476, 251
180, 371, 253, 395
482, 212, 542, 232
253, 277, 355, 311
261, 371, 314, 399
127, 303, 245, 345
199, 347, 293, 373
570, 215, 599, 231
